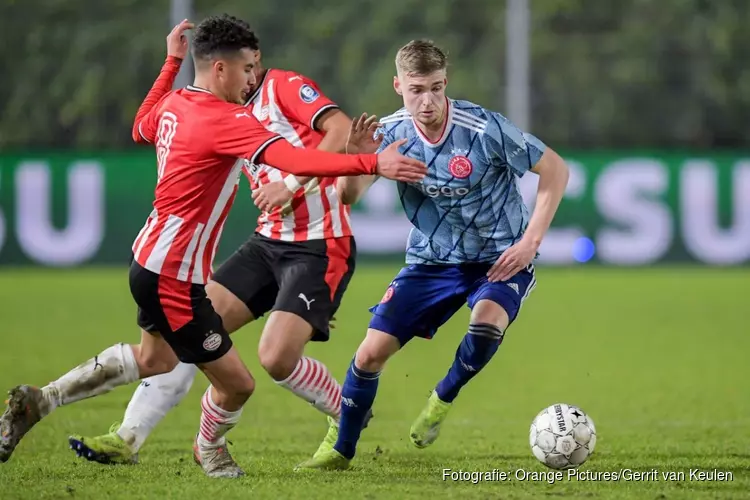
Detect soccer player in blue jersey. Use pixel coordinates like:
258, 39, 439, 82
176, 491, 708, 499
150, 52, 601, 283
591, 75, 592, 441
295, 39, 570, 471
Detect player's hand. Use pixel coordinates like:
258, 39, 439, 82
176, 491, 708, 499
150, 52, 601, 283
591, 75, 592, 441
375, 139, 427, 183
252, 181, 296, 212
329, 316, 337, 330
167, 19, 194, 60
346, 113, 383, 154
487, 238, 538, 282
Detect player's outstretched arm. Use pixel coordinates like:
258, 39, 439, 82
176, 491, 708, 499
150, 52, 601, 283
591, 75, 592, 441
215, 110, 426, 181
258, 138, 426, 182
487, 147, 569, 282
132, 20, 193, 143
524, 147, 569, 247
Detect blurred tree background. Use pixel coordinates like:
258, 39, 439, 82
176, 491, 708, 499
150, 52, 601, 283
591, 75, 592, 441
1, 0, 749, 150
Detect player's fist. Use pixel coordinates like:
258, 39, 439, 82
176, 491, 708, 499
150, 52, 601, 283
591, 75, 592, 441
167, 19, 194, 60
375, 139, 426, 183
252, 180, 296, 213
346, 113, 383, 154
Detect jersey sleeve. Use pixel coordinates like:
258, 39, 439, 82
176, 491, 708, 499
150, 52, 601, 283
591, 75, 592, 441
259, 140, 377, 177
275, 73, 339, 131
211, 109, 285, 164
132, 56, 182, 144
484, 111, 547, 177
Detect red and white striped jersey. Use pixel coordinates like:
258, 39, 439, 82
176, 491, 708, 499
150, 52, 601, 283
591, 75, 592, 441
242, 69, 353, 242
132, 85, 282, 284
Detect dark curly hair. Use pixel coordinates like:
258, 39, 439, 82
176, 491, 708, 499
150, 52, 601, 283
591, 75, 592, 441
191, 14, 259, 60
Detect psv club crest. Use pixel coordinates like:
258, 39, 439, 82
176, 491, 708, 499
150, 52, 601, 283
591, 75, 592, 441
299, 84, 320, 103
448, 148, 473, 178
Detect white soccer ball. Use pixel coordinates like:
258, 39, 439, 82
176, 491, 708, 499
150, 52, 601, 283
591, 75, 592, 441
529, 403, 596, 470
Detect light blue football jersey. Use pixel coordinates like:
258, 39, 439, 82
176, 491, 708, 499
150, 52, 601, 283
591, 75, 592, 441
375, 98, 547, 265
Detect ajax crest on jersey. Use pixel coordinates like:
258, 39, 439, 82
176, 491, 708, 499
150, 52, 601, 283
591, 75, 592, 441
529, 403, 597, 470
299, 84, 320, 104
448, 152, 473, 179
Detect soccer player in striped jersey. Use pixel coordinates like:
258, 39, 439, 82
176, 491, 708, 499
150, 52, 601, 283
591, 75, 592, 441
295, 40, 570, 471
63, 24, 381, 467
0, 17, 425, 477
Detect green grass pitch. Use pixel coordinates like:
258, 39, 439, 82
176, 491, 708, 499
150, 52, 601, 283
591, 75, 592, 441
0, 265, 748, 499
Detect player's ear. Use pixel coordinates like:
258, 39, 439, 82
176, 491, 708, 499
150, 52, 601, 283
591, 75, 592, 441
393, 76, 402, 95
214, 59, 225, 76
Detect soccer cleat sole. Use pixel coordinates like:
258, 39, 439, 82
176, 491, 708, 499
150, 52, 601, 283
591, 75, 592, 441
68, 437, 137, 465
205, 468, 246, 479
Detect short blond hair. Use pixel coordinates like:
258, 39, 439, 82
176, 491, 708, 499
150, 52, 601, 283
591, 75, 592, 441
395, 40, 447, 76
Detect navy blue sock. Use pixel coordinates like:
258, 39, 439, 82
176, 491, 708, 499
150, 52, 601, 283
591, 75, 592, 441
334, 359, 380, 460
435, 323, 504, 403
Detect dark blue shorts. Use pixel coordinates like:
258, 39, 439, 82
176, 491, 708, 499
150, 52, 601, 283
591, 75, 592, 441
368, 263, 536, 345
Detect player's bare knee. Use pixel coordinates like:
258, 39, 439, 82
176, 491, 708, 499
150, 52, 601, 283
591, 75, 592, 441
136, 330, 180, 377
470, 299, 510, 330
354, 350, 385, 373
146, 354, 179, 376
354, 328, 401, 373
135, 347, 179, 378
258, 312, 310, 380
257, 335, 303, 380
257, 343, 298, 381
206, 281, 253, 333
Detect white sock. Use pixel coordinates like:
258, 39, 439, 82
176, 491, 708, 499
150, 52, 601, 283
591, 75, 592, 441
196, 386, 243, 449
117, 362, 198, 452
276, 356, 342, 420
40, 343, 139, 417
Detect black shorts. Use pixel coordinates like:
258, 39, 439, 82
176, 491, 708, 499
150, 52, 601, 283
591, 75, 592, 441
129, 261, 232, 364
211, 233, 356, 342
